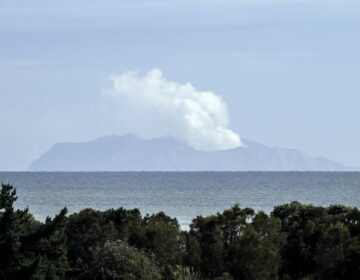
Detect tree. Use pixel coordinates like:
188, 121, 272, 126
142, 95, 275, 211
272, 202, 329, 279
190, 205, 284, 280
190, 215, 226, 277
272, 202, 360, 280
65, 208, 116, 278
0, 184, 68, 280
89, 240, 161, 280
182, 232, 201, 271
1, 184, 359, 280
314, 224, 360, 280
142, 212, 183, 278
103, 207, 145, 248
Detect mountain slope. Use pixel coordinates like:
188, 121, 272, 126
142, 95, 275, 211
29, 134, 352, 171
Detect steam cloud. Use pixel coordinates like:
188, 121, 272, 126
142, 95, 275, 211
106, 69, 242, 151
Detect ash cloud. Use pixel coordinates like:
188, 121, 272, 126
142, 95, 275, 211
106, 69, 242, 151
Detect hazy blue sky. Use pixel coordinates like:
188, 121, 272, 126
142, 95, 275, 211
1, 0, 360, 170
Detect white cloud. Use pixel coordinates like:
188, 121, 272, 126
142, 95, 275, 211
106, 68, 242, 151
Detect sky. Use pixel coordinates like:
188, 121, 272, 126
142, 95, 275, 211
0, 0, 360, 170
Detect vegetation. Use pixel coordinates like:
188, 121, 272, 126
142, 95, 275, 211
0, 183, 359, 280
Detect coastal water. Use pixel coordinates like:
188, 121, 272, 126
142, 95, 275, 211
1, 172, 359, 228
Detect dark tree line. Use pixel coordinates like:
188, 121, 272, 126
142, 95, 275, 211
0, 183, 359, 280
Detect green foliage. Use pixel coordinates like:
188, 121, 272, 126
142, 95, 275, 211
272, 201, 360, 280
88, 240, 161, 280
0, 184, 359, 280
227, 212, 284, 280
189, 205, 284, 280
182, 232, 201, 270
0, 184, 68, 280
65, 208, 116, 274
172, 266, 202, 280
314, 224, 360, 280
142, 212, 182, 266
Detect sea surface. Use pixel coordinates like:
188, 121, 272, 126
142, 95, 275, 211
1, 172, 359, 228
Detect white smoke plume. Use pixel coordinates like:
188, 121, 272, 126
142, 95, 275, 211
106, 69, 242, 151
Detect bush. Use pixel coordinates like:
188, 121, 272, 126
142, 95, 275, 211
89, 240, 161, 280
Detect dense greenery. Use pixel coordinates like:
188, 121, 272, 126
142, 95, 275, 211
0, 183, 359, 280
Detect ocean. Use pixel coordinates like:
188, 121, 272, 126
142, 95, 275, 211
1, 172, 359, 228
